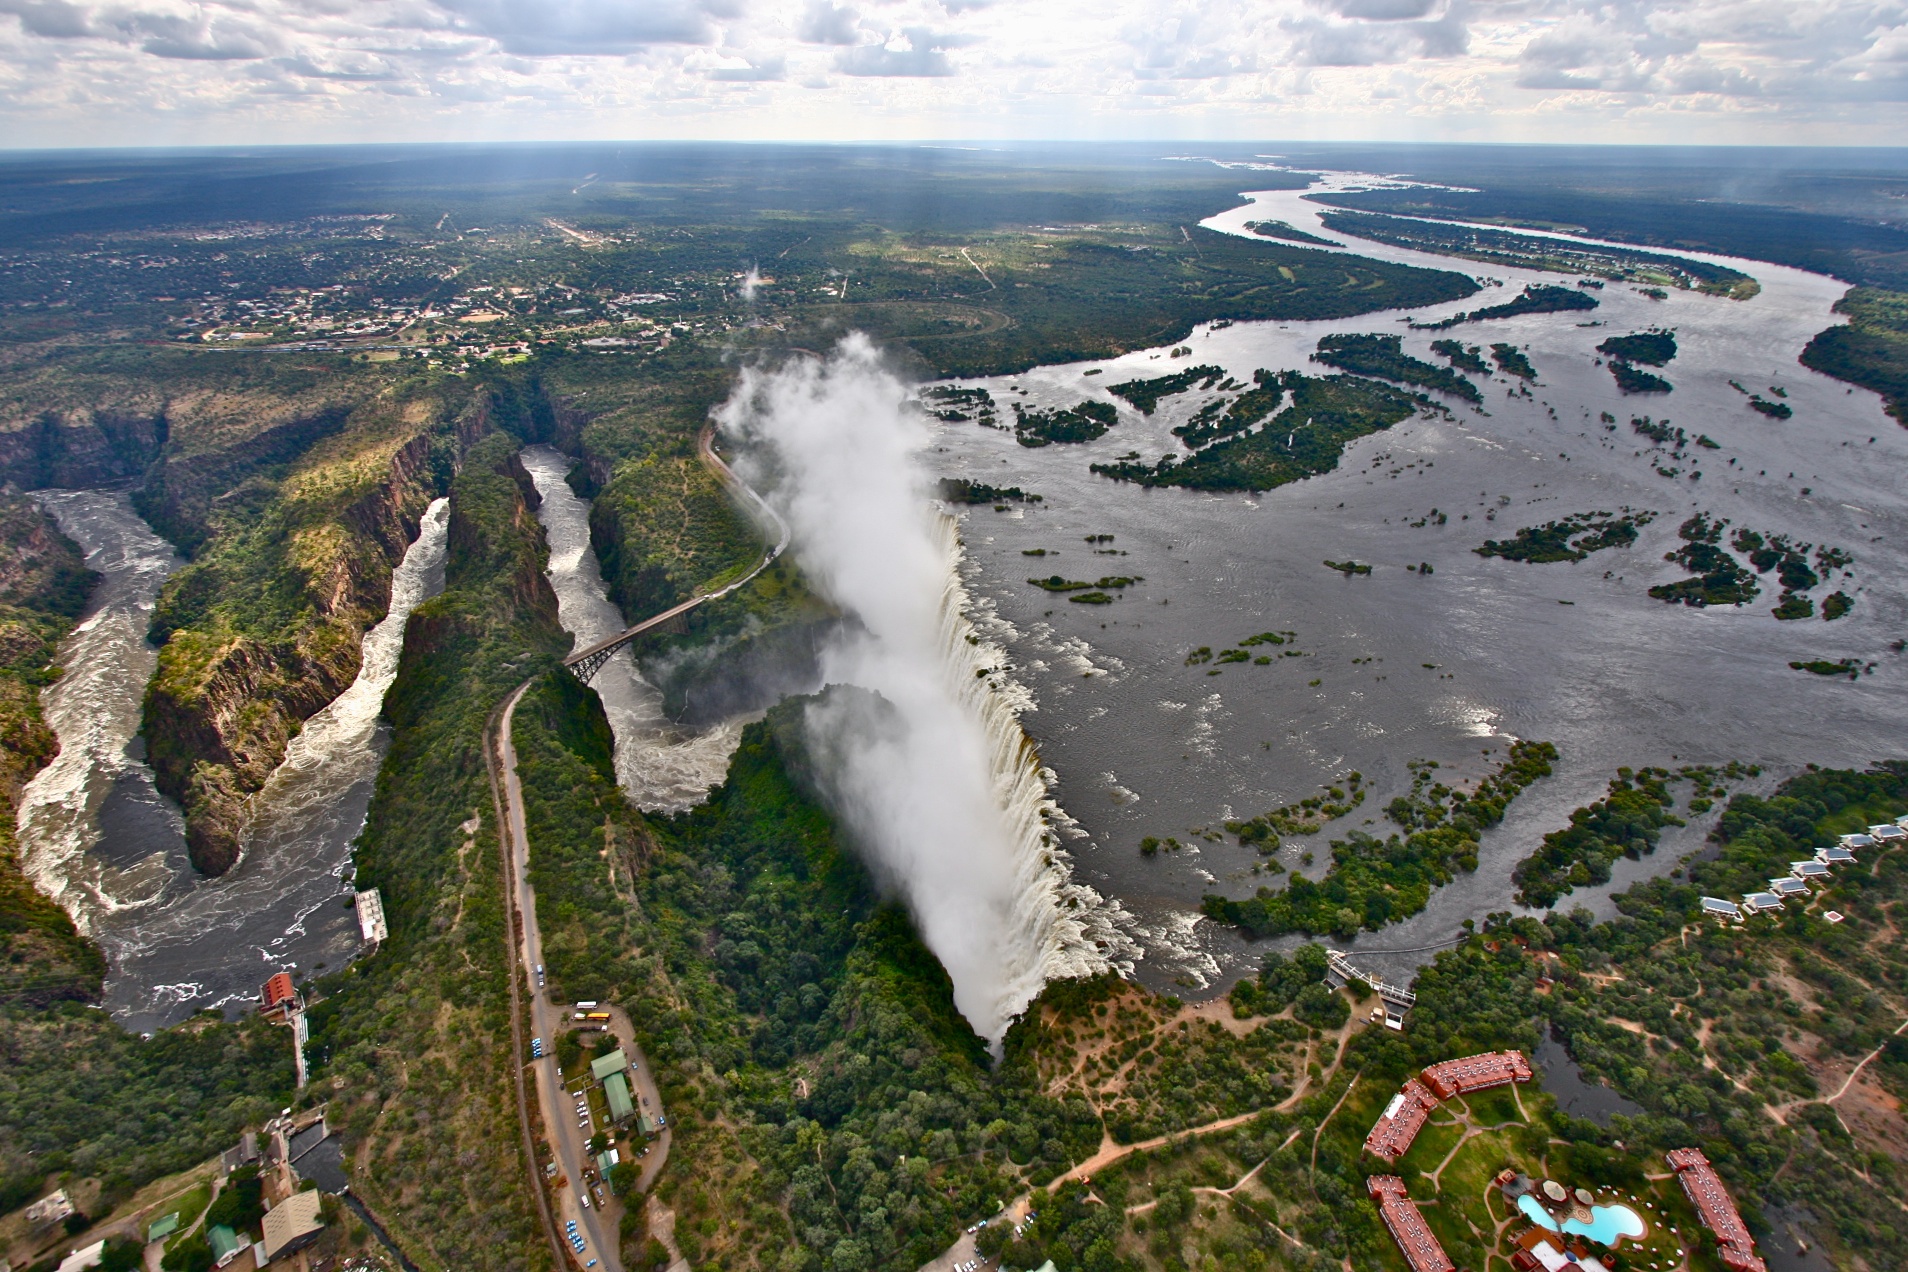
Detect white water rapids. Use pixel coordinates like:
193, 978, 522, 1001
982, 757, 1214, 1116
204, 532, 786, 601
519, 445, 749, 811
18, 493, 450, 1032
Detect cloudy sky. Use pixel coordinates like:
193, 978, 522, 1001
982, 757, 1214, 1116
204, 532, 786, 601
0, 0, 1902, 147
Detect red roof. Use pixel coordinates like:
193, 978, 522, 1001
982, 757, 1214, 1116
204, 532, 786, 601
261, 972, 297, 1010
1368, 1175, 1456, 1272
1364, 1080, 1440, 1162
1420, 1050, 1533, 1099
1666, 1149, 1766, 1272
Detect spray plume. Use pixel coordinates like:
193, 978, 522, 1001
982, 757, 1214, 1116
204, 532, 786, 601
716, 334, 1129, 1043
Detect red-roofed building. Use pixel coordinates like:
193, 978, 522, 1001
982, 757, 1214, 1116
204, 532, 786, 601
260, 971, 297, 1014
1364, 1079, 1440, 1161
1368, 1175, 1456, 1272
1420, 1050, 1533, 1100
1666, 1148, 1767, 1272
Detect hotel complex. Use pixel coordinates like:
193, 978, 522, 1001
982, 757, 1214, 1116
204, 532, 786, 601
1666, 1148, 1768, 1272
1367, 1175, 1457, 1272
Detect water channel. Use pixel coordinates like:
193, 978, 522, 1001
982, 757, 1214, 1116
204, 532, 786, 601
19, 492, 450, 1032
518, 445, 750, 812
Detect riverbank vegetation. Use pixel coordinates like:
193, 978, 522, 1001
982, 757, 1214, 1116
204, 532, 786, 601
1244, 220, 1336, 246
1511, 766, 1691, 907
938, 479, 1042, 505
1489, 344, 1537, 381
1092, 372, 1423, 492
1014, 399, 1118, 447
1412, 284, 1597, 331
1315, 210, 1759, 298
1800, 286, 1908, 423
1649, 513, 1760, 607
1429, 340, 1489, 374
1311, 334, 1480, 403
1171, 370, 1283, 449
1104, 365, 1224, 414
1226, 773, 1367, 846
1202, 742, 1558, 939
1595, 330, 1677, 366
1474, 510, 1654, 563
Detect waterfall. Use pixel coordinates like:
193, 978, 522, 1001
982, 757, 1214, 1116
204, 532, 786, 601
717, 335, 1137, 1044
931, 513, 1140, 1005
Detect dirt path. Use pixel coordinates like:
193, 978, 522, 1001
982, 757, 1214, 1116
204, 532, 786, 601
1820, 1013, 1908, 1104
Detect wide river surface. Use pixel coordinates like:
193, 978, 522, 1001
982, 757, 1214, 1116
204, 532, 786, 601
13, 167, 1904, 1020
922, 168, 1908, 994
19, 492, 449, 1032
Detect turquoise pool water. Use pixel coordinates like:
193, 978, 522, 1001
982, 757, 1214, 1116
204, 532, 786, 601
1517, 1193, 1647, 1245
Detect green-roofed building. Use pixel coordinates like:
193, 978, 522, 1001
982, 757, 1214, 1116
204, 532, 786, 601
635, 1113, 655, 1137
147, 1211, 181, 1243
208, 1223, 245, 1268
604, 1071, 636, 1124
589, 1049, 628, 1082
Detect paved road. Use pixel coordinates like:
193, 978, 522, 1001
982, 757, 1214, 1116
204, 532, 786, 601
493, 424, 780, 1270
498, 683, 633, 1272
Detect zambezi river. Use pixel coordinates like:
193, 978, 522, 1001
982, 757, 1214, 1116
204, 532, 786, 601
19, 492, 449, 1033
920, 166, 1908, 996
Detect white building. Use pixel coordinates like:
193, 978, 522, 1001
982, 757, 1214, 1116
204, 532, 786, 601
354, 889, 387, 944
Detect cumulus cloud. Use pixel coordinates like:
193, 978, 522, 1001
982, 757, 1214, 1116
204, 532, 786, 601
433, 0, 720, 54
795, 0, 858, 44
835, 27, 959, 75
706, 54, 785, 79
0, 0, 1902, 141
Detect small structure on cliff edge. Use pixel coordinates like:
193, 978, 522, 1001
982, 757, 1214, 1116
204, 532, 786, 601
354, 887, 387, 945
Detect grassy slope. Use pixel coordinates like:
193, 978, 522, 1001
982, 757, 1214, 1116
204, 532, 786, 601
303, 432, 566, 1272
0, 490, 293, 1225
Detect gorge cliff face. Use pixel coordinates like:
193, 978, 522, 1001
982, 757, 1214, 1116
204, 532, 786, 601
142, 392, 488, 876
0, 490, 106, 1007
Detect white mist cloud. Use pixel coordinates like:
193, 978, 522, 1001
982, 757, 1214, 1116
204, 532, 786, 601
714, 334, 1082, 1043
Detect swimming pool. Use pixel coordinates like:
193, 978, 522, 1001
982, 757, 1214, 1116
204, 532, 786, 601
1517, 1193, 1647, 1246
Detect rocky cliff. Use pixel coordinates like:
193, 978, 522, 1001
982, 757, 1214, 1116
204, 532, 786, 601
142, 390, 489, 875
0, 490, 106, 1008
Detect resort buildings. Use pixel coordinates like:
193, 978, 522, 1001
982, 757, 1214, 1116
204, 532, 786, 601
1368, 1175, 1456, 1272
1666, 1148, 1767, 1272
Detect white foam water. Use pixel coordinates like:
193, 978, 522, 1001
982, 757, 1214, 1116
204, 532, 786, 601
18, 492, 452, 1031
933, 512, 1142, 1001
519, 445, 746, 812
18, 489, 186, 932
